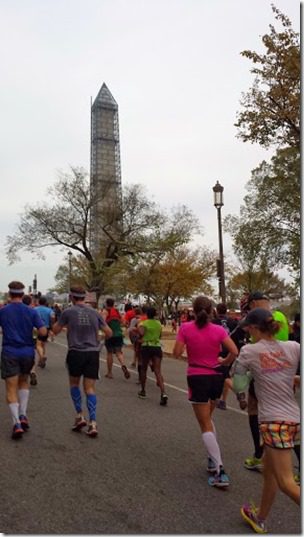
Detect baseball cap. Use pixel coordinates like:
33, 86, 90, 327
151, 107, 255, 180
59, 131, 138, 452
248, 291, 269, 304
240, 307, 273, 328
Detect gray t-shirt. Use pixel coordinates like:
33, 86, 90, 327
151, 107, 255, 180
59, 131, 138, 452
59, 304, 107, 352
235, 339, 300, 423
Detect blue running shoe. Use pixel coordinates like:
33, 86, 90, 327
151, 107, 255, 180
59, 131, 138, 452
19, 415, 30, 431
208, 468, 230, 488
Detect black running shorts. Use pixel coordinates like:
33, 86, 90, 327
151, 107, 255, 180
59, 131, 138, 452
37, 329, 49, 342
187, 374, 224, 403
104, 336, 124, 353
1, 352, 35, 379
141, 346, 163, 361
66, 350, 100, 379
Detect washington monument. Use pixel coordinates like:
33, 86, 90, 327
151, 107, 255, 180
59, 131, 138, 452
90, 83, 122, 254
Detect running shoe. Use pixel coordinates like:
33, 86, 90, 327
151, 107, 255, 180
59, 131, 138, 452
240, 503, 267, 534
121, 365, 130, 379
12, 423, 24, 440
244, 456, 263, 472
86, 423, 98, 437
207, 457, 217, 473
138, 390, 146, 399
72, 416, 87, 432
30, 372, 38, 386
216, 399, 227, 410
160, 393, 168, 406
19, 415, 30, 431
208, 468, 230, 488
38, 357, 47, 369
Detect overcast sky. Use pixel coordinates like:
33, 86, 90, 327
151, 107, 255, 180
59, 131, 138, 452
0, 0, 299, 294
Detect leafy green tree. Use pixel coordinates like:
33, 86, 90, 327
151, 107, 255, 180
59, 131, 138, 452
125, 246, 216, 312
226, 266, 294, 305
235, 5, 300, 149
225, 146, 300, 281
6, 167, 200, 300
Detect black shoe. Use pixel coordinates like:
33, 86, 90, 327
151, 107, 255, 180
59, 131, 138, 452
122, 365, 130, 379
138, 390, 146, 399
160, 393, 168, 406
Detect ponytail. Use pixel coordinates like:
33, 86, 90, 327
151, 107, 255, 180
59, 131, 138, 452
193, 296, 212, 330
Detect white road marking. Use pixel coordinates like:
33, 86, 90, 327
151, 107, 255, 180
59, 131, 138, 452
52, 340, 247, 416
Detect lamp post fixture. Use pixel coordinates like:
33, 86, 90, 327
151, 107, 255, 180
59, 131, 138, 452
212, 181, 226, 304
67, 251, 72, 293
33, 274, 38, 305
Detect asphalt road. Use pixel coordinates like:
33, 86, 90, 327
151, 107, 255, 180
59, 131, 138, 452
0, 334, 301, 535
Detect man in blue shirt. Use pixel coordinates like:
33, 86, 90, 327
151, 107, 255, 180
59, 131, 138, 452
0, 281, 47, 439
35, 295, 55, 369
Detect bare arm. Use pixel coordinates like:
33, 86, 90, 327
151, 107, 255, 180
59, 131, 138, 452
218, 336, 238, 366
52, 322, 64, 335
294, 375, 300, 388
38, 326, 48, 337
173, 340, 185, 359
102, 323, 113, 339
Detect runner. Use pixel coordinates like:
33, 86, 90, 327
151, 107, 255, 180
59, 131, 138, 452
52, 286, 112, 437
232, 307, 300, 534
173, 296, 238, 488
137, 307, 168, 405
22, 294, 39, 386
103, 298, 130, 380
128, 307, 143, 372
212, 302, 239, 410
0, 281, 47, 439
35, 296, 55, 369
240, 292, 291, 472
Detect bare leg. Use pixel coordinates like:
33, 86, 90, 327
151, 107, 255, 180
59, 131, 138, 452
192, 401, 216, 433
221, 378, 232, 402
139, 359, 148, 392
115, 350, 125, 366
36, 340, 44, 363
105, 352, 113, 378
152, 357, 165, 393
257, 447, 278, 520
258, 446, 300, 522
269, 447, 300, 504
6, 375, 19, 404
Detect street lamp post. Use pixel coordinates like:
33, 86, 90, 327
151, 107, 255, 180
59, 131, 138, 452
68, 251, 72, 293
33, 274, 38, 305
212, 181, 226, 304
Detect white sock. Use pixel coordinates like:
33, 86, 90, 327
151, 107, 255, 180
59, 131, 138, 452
202, 431, 223, 474
9, 402, 20, 424
18, 389, 30, 416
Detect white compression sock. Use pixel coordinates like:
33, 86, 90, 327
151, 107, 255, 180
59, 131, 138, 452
8, 402, 20, 424
18, 389, 30, 416
202, 431, 223, 474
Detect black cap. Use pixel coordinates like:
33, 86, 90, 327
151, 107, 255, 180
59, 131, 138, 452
248, 291, 269, 304
240, 307, 273, 328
